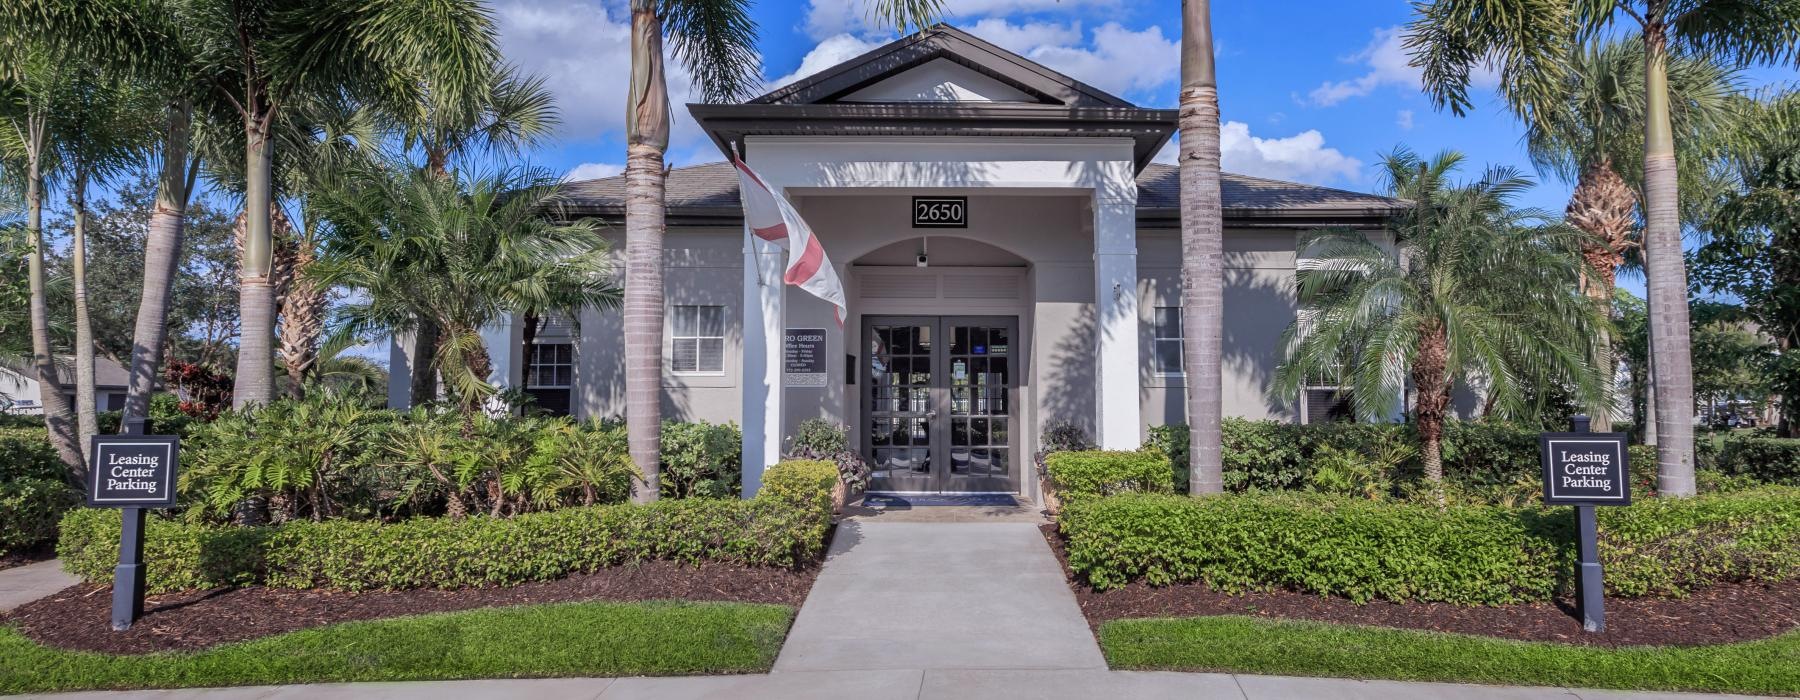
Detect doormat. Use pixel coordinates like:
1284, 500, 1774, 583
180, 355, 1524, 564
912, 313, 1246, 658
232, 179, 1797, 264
862, 494, 1020, 508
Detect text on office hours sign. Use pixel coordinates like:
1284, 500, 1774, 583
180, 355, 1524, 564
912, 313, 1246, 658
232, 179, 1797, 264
785, 328, 828, 387
87, 435, 179, 508
1540, 433, 1630, 505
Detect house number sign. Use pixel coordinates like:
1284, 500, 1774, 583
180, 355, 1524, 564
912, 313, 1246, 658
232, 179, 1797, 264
912, 197, 967, 228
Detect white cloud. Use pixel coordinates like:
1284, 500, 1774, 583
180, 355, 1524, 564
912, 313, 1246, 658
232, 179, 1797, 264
493, 1, 708, 154
947, 20, 1177, 99
1154, 122, 1363, 186
563, 162, 624, 182
767, 34, 885, 89
804, 0, 1120, 40
1306, 25, 1497, 107
1396, 109, 1415, 130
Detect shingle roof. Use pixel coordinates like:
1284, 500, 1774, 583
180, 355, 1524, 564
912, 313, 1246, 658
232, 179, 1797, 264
0, 355, 130, 388
559, 161, 1407, 220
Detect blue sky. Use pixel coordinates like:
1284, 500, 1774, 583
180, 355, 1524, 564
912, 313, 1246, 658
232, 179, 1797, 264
500, 0, 1795, 229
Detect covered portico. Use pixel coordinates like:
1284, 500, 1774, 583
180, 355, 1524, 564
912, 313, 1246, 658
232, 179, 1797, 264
691, 26, 1175, 498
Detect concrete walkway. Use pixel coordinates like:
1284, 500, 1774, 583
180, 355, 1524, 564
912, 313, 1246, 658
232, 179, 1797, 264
772, 519, 1104, 672
0, 559, 79, 612
15, 667, 1779, 698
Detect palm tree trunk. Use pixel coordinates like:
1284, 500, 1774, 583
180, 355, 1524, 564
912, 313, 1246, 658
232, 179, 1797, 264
410, 321, 442, 405
233, 112, 278, 409
122, 103, 194, 433
23, 133, 84, 478
1641, 33, 1695, 496
1567, 156, 1635, 434
1179, 0, 1225, 495
1414, 322, 1451, 491
274, 215, 324, 401
624, 0, 670, 504
71, 169, 97, 459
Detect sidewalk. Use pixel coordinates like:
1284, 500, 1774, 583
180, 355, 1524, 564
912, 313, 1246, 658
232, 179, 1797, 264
0, 559, 79, 613
14, 671, 1779, 699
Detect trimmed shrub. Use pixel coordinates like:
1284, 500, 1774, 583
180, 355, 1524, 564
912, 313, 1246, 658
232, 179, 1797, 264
659, 420, 743, 499
59, 460, 836, 593
1716, 436, 1800, 486
1045, 450, 1173, 507
1060, 487, 1800, 604
0, 432, 65, 483
1, 478, 78, 556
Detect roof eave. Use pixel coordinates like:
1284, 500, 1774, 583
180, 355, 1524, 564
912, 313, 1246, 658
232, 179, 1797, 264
690, 102, 1177, 174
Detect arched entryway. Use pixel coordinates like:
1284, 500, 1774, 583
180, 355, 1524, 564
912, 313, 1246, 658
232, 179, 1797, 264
848, 237, 1030, 494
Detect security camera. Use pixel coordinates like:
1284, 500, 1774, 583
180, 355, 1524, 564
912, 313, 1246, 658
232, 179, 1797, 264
915, 253, 929, 268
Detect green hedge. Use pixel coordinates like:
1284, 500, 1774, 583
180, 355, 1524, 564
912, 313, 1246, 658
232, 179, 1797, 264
1150, 419, 1555, 493
1044, 450, 1173, 507
59, 460, 837, 593
1, 478, 78, 556
1717, 436, 1800, 486
1060, 487, 1800, 604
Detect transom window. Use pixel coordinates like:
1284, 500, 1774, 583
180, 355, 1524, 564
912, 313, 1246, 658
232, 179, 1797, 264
672, 305, 725, 374
526, 343, 574, 389
1153, 306, 1183, 375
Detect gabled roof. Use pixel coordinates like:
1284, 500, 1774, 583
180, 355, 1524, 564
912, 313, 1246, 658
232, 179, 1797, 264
689, 25, 1177, 171
749, 25, 1130, 108
558, 162, 1408, 227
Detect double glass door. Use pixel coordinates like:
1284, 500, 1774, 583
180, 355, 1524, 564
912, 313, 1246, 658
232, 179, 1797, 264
862, 316, 1017, 493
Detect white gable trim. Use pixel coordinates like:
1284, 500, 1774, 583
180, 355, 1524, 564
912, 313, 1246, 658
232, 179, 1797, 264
839, 58, 1036, 103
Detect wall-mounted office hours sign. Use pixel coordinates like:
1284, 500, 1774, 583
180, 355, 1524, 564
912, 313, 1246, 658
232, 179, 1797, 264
1540, 433, 1630, 505
86, 435, 179, 508
913, 197, 967, 228
785, 328, 828, 387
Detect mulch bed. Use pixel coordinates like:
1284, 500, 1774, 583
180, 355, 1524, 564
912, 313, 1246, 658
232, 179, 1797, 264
0, 544, 56, 572
2, 560, 821, 656
1041, 523, 1800, 648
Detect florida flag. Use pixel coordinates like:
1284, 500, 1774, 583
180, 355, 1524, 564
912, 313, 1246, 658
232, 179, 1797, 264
733, 156, 847, 324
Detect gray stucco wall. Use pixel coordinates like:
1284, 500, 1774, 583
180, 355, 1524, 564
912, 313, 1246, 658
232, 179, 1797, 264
565, 206, 1311, 460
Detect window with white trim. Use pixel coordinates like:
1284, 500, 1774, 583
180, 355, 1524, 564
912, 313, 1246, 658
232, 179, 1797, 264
1152, 306, 1183, 375
672, 305, 725, 374
526, 343, 574, 389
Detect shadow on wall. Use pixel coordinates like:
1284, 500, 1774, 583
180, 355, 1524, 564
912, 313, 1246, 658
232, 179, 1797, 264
1221, 264, 1298, 420
1043, 300, 1097, 440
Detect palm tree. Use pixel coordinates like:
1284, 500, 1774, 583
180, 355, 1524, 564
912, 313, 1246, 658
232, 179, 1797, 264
194, 0, 499, 410
1274, 149, 1607, 489
317, 164, 620, 422
0, 43, 85, 474
396, 63, 558, 406
1408, 0, 1800, 496
1523, 38, 1738, 432
53, 69, 159, 453
621, 0, 941, 503
1179, 0, 1225, 494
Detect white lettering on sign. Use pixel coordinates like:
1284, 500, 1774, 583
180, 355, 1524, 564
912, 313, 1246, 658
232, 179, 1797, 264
1542, 437, 1629, 504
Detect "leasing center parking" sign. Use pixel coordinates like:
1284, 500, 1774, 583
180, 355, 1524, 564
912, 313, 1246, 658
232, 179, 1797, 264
87, 435, 180, 508
1539, 433, 1630, 505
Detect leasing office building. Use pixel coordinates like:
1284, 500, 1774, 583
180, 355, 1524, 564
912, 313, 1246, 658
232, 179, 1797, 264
387, 26, 1406, 500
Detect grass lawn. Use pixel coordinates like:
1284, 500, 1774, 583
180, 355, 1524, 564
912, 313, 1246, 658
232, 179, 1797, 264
1101, 616, 1800, 696
0, 600, 793, 694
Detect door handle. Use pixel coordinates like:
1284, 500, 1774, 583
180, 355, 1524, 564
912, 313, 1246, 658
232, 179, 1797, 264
924, 409, 938, 419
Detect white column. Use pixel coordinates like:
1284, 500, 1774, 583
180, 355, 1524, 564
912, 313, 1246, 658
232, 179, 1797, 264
386, 332, 415, 409
741, 230, 785, 497
479, 313, 520, 389
1094, 199, 1141, 450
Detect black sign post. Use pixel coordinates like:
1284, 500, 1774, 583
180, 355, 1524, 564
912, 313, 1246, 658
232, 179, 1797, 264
1539, 415, 1630, 633
87, 429, 179, 631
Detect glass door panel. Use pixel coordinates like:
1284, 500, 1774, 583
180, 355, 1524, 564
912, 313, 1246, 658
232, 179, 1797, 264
862, 316, 1018, 494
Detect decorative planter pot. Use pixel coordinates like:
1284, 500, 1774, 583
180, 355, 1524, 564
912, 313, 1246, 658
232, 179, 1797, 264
831, 479, 849, 515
